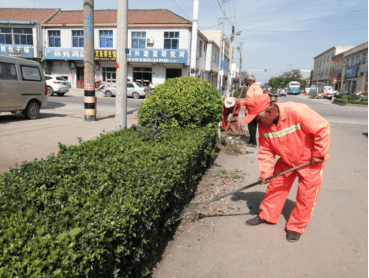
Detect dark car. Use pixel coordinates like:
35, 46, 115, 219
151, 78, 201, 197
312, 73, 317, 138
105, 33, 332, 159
333, 90, 350, 98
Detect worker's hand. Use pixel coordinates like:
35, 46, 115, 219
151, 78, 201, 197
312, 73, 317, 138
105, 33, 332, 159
311, 157, 324, 165
258, 177, 268, 184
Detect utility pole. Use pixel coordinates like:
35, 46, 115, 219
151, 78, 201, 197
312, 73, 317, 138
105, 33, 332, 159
190, 0, 199, 77
217, 0, 228, 95
227, 12, 236, 97
237, 42, 243, 89
83, 0, 96, 121
116, 0, 128, 130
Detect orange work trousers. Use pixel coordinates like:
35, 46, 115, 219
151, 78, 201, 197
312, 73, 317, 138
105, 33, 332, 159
259, 158, 325, 234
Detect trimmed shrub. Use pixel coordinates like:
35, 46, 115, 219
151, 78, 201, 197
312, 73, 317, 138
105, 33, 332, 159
348, 94, 360, 100
309, 93, 317, 99
333, 99, 368, 105
138, 77, 222, 129
341, 95, 348, 99
0, 127, 217, 277
336, 93, 346, 99
360, 97, 368, 102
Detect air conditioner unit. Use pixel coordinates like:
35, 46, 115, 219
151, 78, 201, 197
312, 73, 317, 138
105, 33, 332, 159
146, 37, 154, 44
69, 62, 76, 69
196, 53, 200, 60
211, 56, 214, 61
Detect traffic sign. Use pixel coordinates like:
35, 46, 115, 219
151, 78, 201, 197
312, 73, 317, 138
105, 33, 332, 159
221, 60, 226, 69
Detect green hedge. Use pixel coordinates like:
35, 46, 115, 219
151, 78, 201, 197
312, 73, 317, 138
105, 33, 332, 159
0, 127, 217, 277
309, 93, 316, 99
138, 77, 222, 129
348, 94, 360, 100
333, 98, 368, 105
232, 87, 246, 98
360, 97, 368, 102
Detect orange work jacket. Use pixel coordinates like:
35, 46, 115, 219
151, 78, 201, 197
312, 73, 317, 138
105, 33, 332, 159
240, 83, 265, 124
258, 102, 331, 179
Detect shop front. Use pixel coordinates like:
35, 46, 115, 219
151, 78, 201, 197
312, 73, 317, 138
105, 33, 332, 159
344, 66, 358, 93
329, 70, 341, 90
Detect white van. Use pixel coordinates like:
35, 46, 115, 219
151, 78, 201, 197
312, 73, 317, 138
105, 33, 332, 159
0, 55, 47, 119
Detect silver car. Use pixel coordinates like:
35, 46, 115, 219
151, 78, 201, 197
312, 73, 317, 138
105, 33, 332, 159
101, 82, 151, 98
45, 75, 70, 96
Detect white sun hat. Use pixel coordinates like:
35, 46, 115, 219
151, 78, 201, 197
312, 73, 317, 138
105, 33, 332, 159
224, 97, 236, 108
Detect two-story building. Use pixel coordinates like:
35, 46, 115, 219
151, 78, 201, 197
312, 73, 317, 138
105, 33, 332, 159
0, 8, 60, 62
312, 45, 354, 85
342, 41, 368, 93
40, 9, 222, 89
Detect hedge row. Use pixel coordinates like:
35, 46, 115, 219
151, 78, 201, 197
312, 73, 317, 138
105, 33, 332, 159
333, 98, 368, 105
232, 87, 246, 98
0, 127, 217, 277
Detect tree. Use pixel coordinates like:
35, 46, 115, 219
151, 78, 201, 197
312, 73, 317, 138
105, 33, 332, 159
281, 69, 303, 79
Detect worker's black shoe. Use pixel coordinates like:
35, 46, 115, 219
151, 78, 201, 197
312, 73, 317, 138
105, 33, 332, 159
286, 231, 301, 242
245, 215, 266, 226
246, 143, 257, 148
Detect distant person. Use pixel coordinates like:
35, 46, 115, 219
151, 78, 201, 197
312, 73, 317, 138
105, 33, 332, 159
221, 97, 243, 135
240, 75, 264, 148
242, 94, 331, 242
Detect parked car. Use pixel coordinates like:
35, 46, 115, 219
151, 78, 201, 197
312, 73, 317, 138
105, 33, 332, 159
279, 89, 287, 97
45, 75, 70, 96
333, 90, 350, 98
102, 82, 151, 98
0, 55, 48, 119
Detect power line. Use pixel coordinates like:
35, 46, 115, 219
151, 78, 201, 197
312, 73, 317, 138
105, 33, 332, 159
172, 0, 191, 20
240, 9, 368, 31
199, 23, 221, 29
202, 0, 222, 19
249, 27, 367, 33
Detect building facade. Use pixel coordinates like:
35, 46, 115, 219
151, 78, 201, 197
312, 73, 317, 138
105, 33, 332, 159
312, 46, 354, 85
0, 8, 60, 62
39, 9, 223, 90
342, 41, 368, 93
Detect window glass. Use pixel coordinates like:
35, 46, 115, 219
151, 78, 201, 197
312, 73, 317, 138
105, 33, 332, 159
0, 28, 12, 44
72, 30, 84, 47
56, 76, 67, 81
134, 82, 144, 87
99, 30, 113, 48
21, 65, 41, 81
127, 83, 134, 88
131, 31, 146, 49
45, 76, 52, 80
49, 30, 61, 47
199, 41, 202, 57
362, 52, 367, 64
0, 62, 17, 80
163, 32, 179, 49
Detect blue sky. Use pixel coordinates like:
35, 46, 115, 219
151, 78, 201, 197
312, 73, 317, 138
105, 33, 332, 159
5, 0, 368, 83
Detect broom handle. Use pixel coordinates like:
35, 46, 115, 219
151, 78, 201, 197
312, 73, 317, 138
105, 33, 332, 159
194, 161, 311, 209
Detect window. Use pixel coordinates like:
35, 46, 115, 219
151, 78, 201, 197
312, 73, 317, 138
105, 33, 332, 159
362, 52, 367, 64
164, 32, 179, 49
204, 43, 206, 52
356, 54, 360, 65
72, 30, 84, 47
99, 30, 113, 48
127, 83, 134, 88
131, 32, 146, 48
0, 62, 17, 80
0, 28, 12, 44
48, 31, 61, 47
13, 28, 33, 45
199, 41, 202, 57
20, 65, 41, 81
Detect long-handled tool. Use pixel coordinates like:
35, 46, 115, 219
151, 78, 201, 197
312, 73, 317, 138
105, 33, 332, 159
177, 161, 311, 221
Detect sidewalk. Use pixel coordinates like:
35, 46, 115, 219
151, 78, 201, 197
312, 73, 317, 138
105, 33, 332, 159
0, 109, 138, 173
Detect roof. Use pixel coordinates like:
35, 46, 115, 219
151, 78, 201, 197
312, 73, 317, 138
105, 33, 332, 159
0, 8, 60, 24
44, 9, 192, 27
313, 46, 354, 59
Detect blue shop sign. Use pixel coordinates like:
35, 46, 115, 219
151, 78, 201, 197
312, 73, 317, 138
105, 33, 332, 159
127, 48, 188, 64
43, 48, 84, 60
0, 44, 33, 58
345, 66, 358, 78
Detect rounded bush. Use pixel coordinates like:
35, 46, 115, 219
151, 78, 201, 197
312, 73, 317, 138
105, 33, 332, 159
336, 93, 346, 98
360, 97, 368, 102
138, 77, 223, 128
348, 94, 360, 100
309, 93, 317, 99
341, 95, 349, 99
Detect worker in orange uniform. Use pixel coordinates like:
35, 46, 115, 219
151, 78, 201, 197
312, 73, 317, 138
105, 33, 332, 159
243, 94, 330, 242
221, 97, 243, 135
240, 75, 264, 147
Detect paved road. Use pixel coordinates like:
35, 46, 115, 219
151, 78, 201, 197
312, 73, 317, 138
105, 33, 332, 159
154, 94, 368, 278
45, 89, 144, 116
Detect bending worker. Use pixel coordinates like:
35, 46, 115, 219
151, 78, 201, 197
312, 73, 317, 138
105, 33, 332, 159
243, 94, 331, 242
240, 75, 264, 148
222, 96, 243, 135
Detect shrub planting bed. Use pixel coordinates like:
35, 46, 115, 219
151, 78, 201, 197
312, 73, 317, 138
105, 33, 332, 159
0, 127, 217, 277
333, 98, 368, 105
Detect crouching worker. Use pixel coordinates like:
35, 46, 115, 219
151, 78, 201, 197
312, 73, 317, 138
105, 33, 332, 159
243, 94, 331, 242
222, 96, 243, 135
